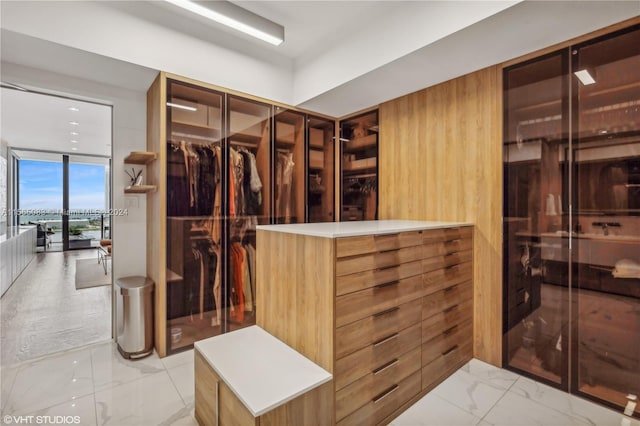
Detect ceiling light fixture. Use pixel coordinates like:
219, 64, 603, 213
69, 121, 80, 126
68, 107, 80, 112
166, 102, 198, 112
71, 147, 78, 151
1, 81, 28, 91
70, 140, 78, 144
163, 0, 284, 46
574, 69, 596, 85
70, 132, 79, 136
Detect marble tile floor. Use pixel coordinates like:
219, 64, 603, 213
2, 346, 638, 426
1, 250, 112, 366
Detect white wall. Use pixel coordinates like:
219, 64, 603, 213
1, 62, 149, 280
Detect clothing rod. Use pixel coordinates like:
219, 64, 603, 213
230, 140, 258, 148
171, 131, 220, 142
276, 148, 291, 153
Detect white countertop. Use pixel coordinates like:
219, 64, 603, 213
194, 325, 332, 417
256, 220, 473, 238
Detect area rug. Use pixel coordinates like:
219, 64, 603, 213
75, 258, 111, 290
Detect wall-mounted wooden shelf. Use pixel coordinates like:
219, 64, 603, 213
124, 185, 156, 194
124, 151, 157, 164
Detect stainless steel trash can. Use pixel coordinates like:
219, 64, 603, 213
116, 276, 154, 359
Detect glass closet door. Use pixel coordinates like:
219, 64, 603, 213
340, 110, 378, 221
572, 26, 640, 415
274, 108, 305, 224
307, 115, 335, 223
503, 51, 570, 387
226, 95, 271, 331
165, 79, 224, 354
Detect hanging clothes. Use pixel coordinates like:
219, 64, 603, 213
275, 151, 295, 222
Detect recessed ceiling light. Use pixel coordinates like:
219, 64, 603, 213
68, 107, 80, 112
70, 131, 79, 136
70, 140, 78, 143
69, 121, 80, 126
166, 102, 197, 111
574, 70, 596, 85
599, 130, 608, 134
71, 147, 78, 151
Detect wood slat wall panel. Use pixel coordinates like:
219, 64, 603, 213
146, 72, 167, 357
379, 66, 503, 366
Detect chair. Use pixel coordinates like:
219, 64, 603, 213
98, 239, 112, 274
35, 223, 48, 250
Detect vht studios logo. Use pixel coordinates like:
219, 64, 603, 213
3, 415, 81, 425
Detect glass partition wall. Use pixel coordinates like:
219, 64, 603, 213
503, 25, 640, 416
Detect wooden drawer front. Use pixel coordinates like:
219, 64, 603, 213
336, 275, 423, 327
337, 372, 421, 426
423, 261, 472, 296
336, 346, 421, 421
422, 319, 472, 366
337, 260, 422, 296
423, 281, 472, 319
423, 237, 473, 260
422, 299, 473, 342
422, 227, 472, 245
336, 231, 423, 258
336, 298, 422, 359
335, 323, 421, 390
336, 245, 423, 277
422, 340, 473, 390
422, 249, 472, 274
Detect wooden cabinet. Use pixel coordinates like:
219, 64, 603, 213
194, 326, 333, 426
307, 116, 335, 223
340, 110, 378, 221
146, 72, 338, 357
257, 221, 473, 424
421, 227, 474, 391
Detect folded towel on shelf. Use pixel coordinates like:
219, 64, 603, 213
612, 259, 640, 279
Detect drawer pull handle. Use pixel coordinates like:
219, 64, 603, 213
375, 280, 399, 289
442, 344, 459, 356
379, 248, 399, 254
443, 325, 458, 336
373, 306, 400, 318
443, 304, 458, 314
373, 358, 399, 375
445, 263, 460, 270
445, 239, 460, 244
376, 265, 397, 272
443, 285, 458, 293
372, 384, 399, 403
444, 252, 457, 257
373, 333, 398, 347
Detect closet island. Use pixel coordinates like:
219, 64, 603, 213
255, 219, 474, 425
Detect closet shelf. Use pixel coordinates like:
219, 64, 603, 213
124, 151, 157, 164
124, 185, 156, 194
342, 134, 377, 152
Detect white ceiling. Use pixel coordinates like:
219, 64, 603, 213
1, 88, 112, 157
1, 0, 639, 156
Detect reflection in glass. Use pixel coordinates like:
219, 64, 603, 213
307, 116, 335, 222
503, 26, 640, 417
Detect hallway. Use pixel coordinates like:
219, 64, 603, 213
1, 249, 111, 367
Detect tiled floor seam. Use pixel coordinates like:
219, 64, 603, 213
475, 385, 510, 426
166, 364, 191, 406
92, 368, 171, 394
